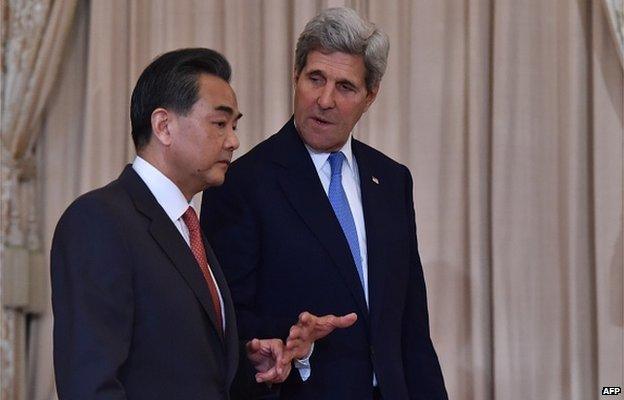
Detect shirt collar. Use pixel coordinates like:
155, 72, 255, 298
132, 156, 193, 223
304, 135, 355, 176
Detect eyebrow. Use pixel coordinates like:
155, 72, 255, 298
215, 105, 243, 120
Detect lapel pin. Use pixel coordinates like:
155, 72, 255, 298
372, 176, 379, 184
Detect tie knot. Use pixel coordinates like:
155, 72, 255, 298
328, 152, 345, 177
182, 206, 200, 232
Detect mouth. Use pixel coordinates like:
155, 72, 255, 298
310, 116, 334, 126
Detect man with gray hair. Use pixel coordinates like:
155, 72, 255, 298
201, 7, 448, 399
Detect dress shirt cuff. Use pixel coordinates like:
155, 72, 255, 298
293, 342, 314, 381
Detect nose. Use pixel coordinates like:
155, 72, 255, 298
317, 84, 336, 110
225, 128, 240, 151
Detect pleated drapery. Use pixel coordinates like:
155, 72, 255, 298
1, 1, 620, 399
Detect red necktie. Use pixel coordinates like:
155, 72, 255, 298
182, 207, 223, 334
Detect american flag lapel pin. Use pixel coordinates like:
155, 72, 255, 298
372, 176, 379, 185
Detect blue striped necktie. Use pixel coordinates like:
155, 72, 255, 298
328, 152, 365, 291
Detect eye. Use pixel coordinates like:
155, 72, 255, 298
308, 73, 324, 84
338, 83, 355, 92
213, 121, 227, 128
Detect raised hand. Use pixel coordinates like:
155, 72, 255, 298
285, 312, 358, 360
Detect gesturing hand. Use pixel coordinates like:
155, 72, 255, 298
285, 312, 358, 360
246, 338, 292, 383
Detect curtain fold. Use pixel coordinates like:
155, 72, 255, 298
591, 0, 624, 392
601, 0, 624, 66
1, 0, 78, 159
0, 1, 78, 400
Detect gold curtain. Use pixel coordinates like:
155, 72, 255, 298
15, 0, 624, 399
0, 1, 77, 399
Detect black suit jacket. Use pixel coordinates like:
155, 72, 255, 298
201, 119, 448, 399
51, 166, 250, 399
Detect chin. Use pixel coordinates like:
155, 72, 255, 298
206, 175, 226, 188
310, 138, 344, 153
299, 132, 333, 152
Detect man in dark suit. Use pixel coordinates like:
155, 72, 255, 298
51, 48, 296, 400
201, 8, 448, 400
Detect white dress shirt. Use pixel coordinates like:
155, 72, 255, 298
293, 135, 375, 383
305, 136, 369, 305
132, 156, 226, 331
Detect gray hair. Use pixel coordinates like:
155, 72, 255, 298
294, 7, 390, 92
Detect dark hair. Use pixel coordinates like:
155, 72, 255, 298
130, 48, 232, 150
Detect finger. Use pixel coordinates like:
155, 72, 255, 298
265, 357, 291, 384
279, 349, 294, 365
298, 311, 315, 326
286, 337, 302, 350
260, 340, 274, 354
278, 337, 297, 361
289, 325, 301, 339
321, 313, 356, 329
280, 346, 296, 370
308, 313, 357, 341
269, 340, 285, 375
331, 312, 357, 328
255, 366, 277, 383
246, 338, 261, 354
290, 343, 310, 359
291, 326, 311, 343
275, 362, 292, 383
246, 338, 257, 351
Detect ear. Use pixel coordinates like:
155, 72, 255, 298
293, 67, 301, 86
363, 84, 379, 112
150, 108, 174, 146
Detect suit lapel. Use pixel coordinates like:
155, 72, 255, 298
118, 166, 225, 343
204, 238, 239, 384
352, 141, 388, 333
274, 121, 369, 322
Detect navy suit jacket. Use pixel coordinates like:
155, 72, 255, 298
51, 166, 253, 399
201, 119, 447, 399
